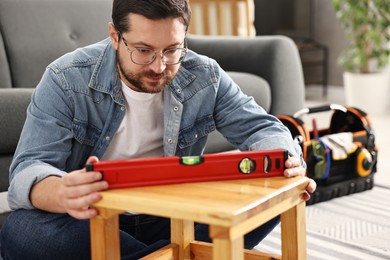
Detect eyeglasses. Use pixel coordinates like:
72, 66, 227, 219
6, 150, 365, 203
311, 139, 330, 180
119, 33, 188, 65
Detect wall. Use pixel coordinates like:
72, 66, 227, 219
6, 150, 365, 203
254, 0, 347, 86
312, 0, 347, 86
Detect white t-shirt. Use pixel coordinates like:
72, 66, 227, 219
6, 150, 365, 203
102, 81, 164, 160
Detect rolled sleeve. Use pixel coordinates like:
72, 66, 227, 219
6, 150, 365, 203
8, 163, 65, 210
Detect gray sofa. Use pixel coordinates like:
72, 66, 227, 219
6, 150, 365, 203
0, 0, 305, 233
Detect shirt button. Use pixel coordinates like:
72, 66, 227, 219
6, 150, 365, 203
176, 89, 182, 94
194, 134, 198, 139
121, 106, 125, 111
167, 138, 174, 144
173, 106, 179, 112
105, 136, 110, 141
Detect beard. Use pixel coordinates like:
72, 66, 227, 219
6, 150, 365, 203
116, 50, 175, 94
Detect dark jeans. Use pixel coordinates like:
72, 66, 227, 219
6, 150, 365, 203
0, 209, 279, 260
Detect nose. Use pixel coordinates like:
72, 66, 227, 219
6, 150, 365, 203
149, 52, 166, 74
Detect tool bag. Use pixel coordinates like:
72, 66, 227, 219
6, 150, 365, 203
278, 104, 378, 205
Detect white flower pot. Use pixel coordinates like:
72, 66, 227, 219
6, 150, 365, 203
343, 71, 390, 115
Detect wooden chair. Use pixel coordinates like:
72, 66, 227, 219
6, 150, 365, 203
188, 0, 256, 37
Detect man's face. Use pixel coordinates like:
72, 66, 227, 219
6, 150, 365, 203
110, 14, 187, 93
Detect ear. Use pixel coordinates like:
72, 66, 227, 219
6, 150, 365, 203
108, 22, 120, 50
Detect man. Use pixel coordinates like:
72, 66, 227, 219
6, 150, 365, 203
0, 0, 316, 259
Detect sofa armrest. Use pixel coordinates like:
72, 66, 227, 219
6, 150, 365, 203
187, 35, 305, 115
0, 88, 33, 192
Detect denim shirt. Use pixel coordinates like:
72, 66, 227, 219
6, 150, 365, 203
8, 38, 303, 210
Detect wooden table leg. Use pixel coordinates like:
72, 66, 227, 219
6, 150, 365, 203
170, 218, 194, 260
209, 226, 244, 260
90, 210, 121, 260
281, 200, 307, 260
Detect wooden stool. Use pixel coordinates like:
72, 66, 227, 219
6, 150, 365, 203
90, 176, 309, 259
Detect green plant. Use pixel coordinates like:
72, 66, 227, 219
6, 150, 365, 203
332, 0, 390, 73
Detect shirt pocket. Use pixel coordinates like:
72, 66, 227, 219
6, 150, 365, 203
178, 115, 216, 149
72, 118, 101, 147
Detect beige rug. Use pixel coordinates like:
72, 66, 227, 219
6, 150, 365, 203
255, 185, 390, 260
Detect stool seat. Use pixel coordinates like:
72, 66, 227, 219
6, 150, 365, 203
90, 176, 309, 259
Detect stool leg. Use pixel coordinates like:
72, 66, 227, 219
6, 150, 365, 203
170, 218, 194, 260
209, 226, 244, 260
281, 200, 307, 260
213, 235, 244, 260
90, 213, 120, 260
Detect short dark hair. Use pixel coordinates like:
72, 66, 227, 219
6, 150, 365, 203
112, 0, 191, 34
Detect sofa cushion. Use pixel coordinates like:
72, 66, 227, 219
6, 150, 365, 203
0, 0, 111, 88
0, 31, 12, 89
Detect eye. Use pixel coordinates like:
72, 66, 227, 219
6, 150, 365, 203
136, 48, 153, 56
164, 48, 179, 56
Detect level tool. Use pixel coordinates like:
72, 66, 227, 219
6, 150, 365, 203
86, 150, 288, 189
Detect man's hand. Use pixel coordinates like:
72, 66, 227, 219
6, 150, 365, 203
30, 156, 108, 220
57, 156, 108, 219
284, 156, 317, 201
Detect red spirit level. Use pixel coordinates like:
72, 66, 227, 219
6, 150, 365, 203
86, 150, 288, 189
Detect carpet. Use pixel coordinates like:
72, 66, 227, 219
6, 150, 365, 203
255, 186, 390, 260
